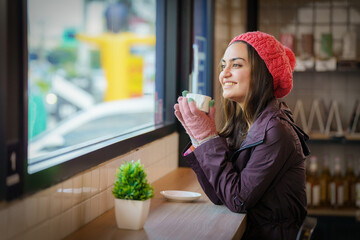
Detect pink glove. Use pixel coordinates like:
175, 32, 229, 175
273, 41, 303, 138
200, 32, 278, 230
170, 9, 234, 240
177, 96, 217, 143
174, 103, 199, 146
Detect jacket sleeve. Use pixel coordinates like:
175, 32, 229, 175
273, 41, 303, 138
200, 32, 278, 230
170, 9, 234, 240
183, 143, 223, 205
194, 118, 296, 213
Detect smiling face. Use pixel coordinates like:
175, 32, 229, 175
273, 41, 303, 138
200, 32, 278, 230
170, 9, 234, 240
219, 42, 251, 104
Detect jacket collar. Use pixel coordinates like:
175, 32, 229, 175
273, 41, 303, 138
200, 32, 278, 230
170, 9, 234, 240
238, 99, 310, 156
239, 99, 279, 150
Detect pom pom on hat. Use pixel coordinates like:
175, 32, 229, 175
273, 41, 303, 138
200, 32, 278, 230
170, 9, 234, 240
229, 31, 296, 98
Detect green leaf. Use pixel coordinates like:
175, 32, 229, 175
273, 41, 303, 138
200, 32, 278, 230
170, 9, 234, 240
112, 160, 154, 200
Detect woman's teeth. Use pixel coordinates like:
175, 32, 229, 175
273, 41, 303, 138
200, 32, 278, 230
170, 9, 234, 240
224, 82, 235, 86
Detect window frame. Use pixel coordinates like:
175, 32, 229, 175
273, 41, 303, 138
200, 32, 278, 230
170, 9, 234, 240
0, 0, 7, 201
1, 0, 179, 200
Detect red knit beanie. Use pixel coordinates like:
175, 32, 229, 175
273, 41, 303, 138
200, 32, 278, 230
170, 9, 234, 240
229, 31, 296, 98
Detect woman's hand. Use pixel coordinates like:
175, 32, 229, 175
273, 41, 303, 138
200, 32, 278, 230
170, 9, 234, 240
174, 102, 199, 146
175, 97, 217, 144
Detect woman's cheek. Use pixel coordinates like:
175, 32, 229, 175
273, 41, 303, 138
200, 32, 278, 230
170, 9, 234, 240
218, 73, 223, 84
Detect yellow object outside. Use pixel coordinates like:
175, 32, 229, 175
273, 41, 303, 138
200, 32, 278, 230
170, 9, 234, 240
76, 32, 156, 101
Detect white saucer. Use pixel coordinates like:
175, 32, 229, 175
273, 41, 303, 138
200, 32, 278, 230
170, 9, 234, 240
160, 190, 201, 202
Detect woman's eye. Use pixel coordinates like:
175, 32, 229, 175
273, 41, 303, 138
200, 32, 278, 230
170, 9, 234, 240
220, 65, 226, 70
233, 63, 241, 67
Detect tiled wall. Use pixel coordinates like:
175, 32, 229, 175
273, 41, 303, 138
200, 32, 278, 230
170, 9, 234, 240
0, 132, 179, 240
284, 71, 360, 132
213, 0, 247, 128
259, 0, 360, 58
284, 72, 360, 174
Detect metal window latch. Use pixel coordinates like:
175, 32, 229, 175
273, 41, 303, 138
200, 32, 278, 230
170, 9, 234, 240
6, 142, 20, 187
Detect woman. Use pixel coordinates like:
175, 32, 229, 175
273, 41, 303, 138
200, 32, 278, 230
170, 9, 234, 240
174, 31, 310, 240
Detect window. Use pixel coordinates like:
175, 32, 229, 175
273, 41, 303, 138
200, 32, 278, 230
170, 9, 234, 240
27, 0, 161, 171
1, 0, 180, 201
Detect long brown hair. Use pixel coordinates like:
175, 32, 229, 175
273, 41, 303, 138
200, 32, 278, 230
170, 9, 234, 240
219, 41, 275, 150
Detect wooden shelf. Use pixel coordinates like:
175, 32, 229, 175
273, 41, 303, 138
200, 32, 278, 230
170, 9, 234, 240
308, 208, 360, 220
345, 134, 360, 141
307, 134, 360, 144
294, 68, 360, 73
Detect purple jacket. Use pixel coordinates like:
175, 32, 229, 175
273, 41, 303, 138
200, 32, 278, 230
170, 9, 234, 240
183, 100, 310, 240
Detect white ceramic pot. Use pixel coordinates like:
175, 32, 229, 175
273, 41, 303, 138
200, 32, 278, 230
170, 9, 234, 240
114, 198, 151, 230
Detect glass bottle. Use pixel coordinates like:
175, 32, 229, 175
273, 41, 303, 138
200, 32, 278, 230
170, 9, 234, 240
320, 155, 330, 207
355, 158, 360, 209
329, 156, 344, 209
344, 155, 356, 208
306, 156, 320, 208
306, 158, 311, 206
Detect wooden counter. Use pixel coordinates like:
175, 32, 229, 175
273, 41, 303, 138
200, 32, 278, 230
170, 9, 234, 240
65, 167, 247, 240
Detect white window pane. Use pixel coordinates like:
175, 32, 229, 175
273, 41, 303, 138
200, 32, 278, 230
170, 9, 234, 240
28, 0, 157, 162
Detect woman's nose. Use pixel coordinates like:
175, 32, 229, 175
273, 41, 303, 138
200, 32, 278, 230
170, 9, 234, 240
222, 67, 231, 77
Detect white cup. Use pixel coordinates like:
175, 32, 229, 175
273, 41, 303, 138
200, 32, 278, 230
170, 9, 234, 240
186, 93, 212, 113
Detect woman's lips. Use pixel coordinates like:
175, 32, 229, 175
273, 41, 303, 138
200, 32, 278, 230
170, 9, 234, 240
222, 81, 237, 88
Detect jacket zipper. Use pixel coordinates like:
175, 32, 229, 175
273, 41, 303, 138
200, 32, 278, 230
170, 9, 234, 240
229, 140, 264, 163
239, 140, 264, 151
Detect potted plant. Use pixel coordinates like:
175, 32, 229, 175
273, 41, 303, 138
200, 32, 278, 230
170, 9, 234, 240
112, 160, 154, 230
